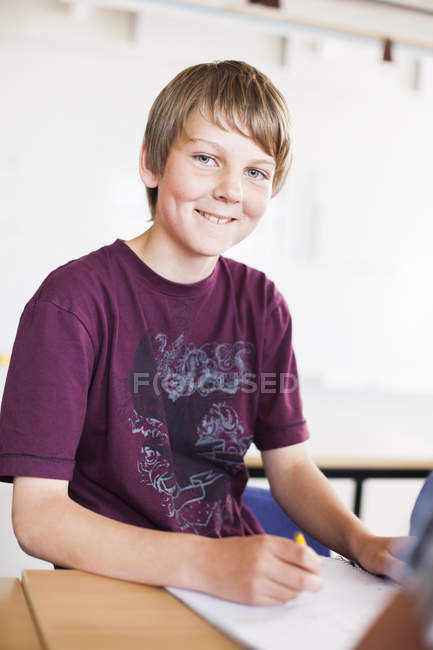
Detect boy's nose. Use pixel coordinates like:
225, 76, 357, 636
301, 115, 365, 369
212, 170, 242, 204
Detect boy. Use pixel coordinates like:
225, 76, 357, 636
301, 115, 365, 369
0, 60, 405, 606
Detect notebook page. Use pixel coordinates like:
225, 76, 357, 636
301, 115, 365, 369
167, 557, 397, 650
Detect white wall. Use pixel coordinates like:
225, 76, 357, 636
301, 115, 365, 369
1, 0, 432, 576
2, 1, 432, 393
231, 35, 433, 394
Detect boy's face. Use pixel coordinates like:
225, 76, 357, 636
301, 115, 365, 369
141, 110, 276, 261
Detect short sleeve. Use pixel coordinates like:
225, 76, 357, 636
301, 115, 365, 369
0, 299, 95, 482
254, 293, 309, 451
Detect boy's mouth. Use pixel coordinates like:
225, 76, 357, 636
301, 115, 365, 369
195, 209, 236, 225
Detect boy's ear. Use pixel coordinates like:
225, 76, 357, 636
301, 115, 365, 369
139, 143, 159, 188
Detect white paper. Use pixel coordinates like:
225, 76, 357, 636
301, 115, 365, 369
167, 558, 397, 650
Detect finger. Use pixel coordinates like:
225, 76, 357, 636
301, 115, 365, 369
263, 579, 302, 605
269, 560, 324, 593
272, 537, 325, 574
384, 555, 408, 583
257, 589, 301, 606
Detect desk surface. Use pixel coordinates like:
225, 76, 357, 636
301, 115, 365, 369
0, 578, 41, 650
245, 446, 433, 470
22, 570, 241, 650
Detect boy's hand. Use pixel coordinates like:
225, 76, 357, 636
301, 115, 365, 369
354, 534, 412, 582
197, 534, 324, 606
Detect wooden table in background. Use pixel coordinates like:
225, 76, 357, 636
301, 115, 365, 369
245, 449, 433, 517
21, 570, 241, 650
0, 578, 41, 650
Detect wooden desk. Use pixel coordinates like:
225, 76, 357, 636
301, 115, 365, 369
0, 578, 41, 650
21, 570, 241, 650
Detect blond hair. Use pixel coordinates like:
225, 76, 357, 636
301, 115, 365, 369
143, 60, 293, 219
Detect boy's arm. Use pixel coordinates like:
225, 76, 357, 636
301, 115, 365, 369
12, 476, 323, 606
262, 442, 407, 580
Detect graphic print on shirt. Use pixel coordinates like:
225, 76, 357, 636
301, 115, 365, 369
152, 331, 255, 402
124, 331, 255, 535
195, 401, 250, 474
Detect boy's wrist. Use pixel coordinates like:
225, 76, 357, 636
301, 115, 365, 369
171, 534, 216, 592
343, 519, 374, 564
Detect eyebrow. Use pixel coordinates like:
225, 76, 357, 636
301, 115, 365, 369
186, 137, 275, 168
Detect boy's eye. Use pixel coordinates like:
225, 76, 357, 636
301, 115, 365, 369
194, 154, 217, 166
193, 156, 268, 180
247, 168, 266, 180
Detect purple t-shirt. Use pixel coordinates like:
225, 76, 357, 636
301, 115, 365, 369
0, 239, 309, 537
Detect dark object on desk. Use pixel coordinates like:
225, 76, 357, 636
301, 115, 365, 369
249, 0, 280, 7
383, 39, 393, 62
243, 486, 330, 557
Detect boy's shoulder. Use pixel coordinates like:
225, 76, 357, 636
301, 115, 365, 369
29, 240, 120, 315
220, 255, 269, 285
219, 255, 284, 310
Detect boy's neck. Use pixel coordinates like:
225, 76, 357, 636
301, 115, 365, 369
124, 227, 219, 285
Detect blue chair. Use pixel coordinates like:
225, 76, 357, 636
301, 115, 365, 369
243, 486, 330, 557
410, 472, 433, 537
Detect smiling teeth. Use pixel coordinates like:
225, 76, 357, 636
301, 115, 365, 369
197, 210, 232, 225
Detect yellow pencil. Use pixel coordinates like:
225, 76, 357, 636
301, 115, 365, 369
293, 531, 307, 546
